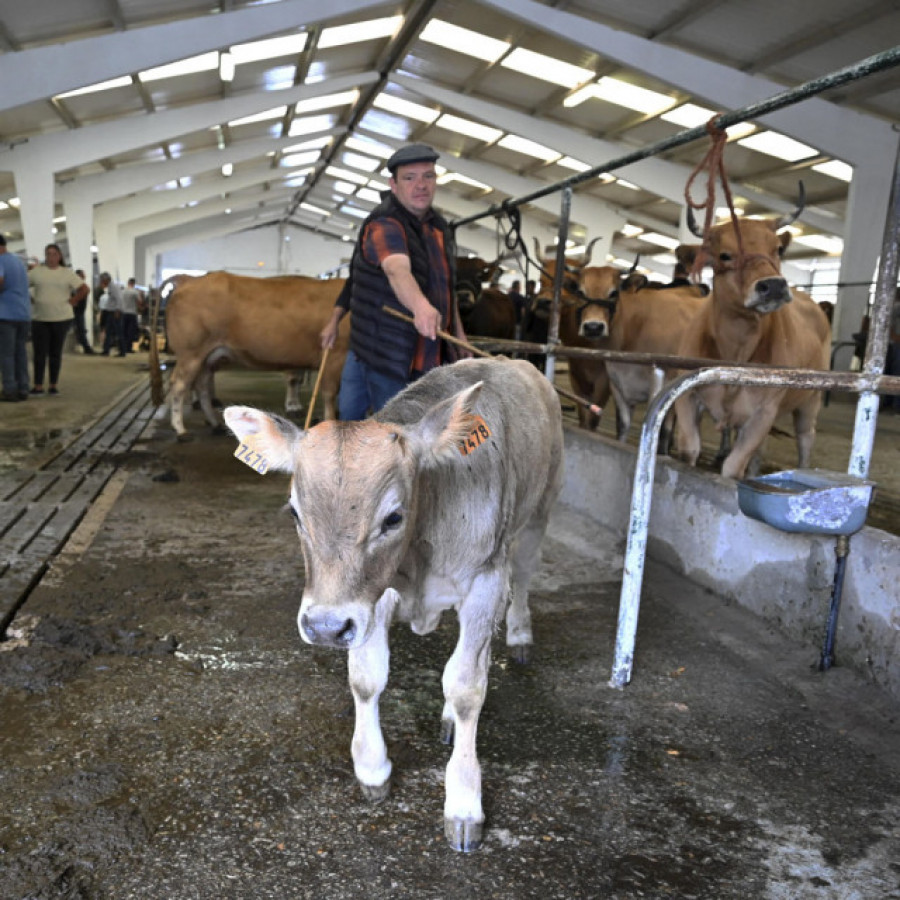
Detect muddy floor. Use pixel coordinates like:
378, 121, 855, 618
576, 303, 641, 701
1, 359, 899, 899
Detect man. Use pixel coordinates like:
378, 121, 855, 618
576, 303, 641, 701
0, 235, 31, 401
98, 272, 124, 357
120, 278, 142, 354
71, 269, 95, 354
322, 143, 467, 420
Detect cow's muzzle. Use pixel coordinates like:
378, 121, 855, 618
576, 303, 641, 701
747, 277, 792, 314
579, 320, 608, 339
300, 609, 359, 648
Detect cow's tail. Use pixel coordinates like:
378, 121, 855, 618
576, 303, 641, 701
149, 276, 180, 407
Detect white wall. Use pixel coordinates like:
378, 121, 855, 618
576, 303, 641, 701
154, 224, 352, 282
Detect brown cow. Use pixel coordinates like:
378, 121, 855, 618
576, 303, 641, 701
223, 357, 564, 852
673, 210, 831, 478
459, 286, 517, 340
152, 272, 349, 438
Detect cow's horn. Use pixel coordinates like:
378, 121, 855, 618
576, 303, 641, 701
581, 236, 602, 267
686, 206, 704, 238
628, 253, 641, 275
774, 181, 806, 230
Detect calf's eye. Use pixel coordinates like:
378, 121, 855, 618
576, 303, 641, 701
381, 510, 403, 533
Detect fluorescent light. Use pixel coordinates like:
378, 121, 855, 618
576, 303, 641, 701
620, 223, 644, 237
661, 102, 713, 128
373, 93, 439, 123
300, 202, 331, 217
435, 113, 502, 143
419, 20, 509, 63
139, 52, 218, 82
501, 48, 593, 88
221, 163, 233, 177
341, 205, 370, 219
367, 179, 389, 192
562, 85, 596, 108
219, 52, 235, 83
294, 89, 358, 114
342, 151, 381, 172
319, 16, 402, 49
288, 114, 336, 136
229, 33, 308, 64
436, 173, 491, 191
793, 234, 844, 254
326, 166, 368, 185
227, 106, 287, 127
812, 159, 853, 182
345, 135, 394, 158
356, 188, 382, 204
497, 134, 561, 162
593, 76, 675, 115
57, 76, 133, 99
0, 202, 9, 211
281, 150, 321, 168
555, 156, 590, 172
639, 232, 679, 250
738, 130, 816, 162
615, 179, 640, 191
333, 181, 357, 194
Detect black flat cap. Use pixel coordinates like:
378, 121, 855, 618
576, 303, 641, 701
386, 143, 440, 173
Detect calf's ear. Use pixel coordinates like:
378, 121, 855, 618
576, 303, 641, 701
409, 381, 484, 464
223, 405, 300, 474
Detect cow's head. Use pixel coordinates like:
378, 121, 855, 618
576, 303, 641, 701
224, 384, 483, 650
574, 265, 620, 339
683, 184, 803, 315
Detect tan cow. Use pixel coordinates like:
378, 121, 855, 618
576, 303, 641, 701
674, 212, 831, 478
151, 272, 349, 438
224, 357, 564, 853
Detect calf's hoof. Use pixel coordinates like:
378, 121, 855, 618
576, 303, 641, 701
445, 817, 483, 853
358, 777, 391, 803
509, 643, 532, 665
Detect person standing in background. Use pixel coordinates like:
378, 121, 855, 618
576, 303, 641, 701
71, 268, 95, 354
0, 235, 31, 401
27, 243, 88, 395
120, 278, 141, 355
98, 272, 124, 357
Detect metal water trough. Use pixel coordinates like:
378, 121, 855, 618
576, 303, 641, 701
737, 469, 876, 671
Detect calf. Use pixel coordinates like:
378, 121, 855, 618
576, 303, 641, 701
224, 358, 564, 852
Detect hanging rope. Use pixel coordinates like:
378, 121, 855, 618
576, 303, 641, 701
683, 117, 745, 282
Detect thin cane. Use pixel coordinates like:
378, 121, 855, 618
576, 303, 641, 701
305, 347, 330, 430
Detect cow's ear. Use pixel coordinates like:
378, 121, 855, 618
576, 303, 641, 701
409, 381, 484, 464
223, 406, 300, 474
675, 243, 701, 269
778, 230, 792, 255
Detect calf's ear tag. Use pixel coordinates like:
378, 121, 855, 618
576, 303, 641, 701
233, 439, 270, 475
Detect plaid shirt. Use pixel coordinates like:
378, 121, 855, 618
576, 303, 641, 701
362, 209, 452, 373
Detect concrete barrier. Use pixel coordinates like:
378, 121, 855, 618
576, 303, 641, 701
561, 425, 900, 700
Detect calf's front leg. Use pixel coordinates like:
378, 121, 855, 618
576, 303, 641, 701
347, 590, 397, 801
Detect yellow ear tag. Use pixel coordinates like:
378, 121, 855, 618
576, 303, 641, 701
458, 415, 492, 456
233, 438, 270, 475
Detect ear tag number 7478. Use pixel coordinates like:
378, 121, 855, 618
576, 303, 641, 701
234, 441, 269, 475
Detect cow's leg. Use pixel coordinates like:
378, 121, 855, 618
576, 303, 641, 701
195, 368, 222, 429
505, 517, 550, 664
674, 394, 703, 466
793, 395, 821, 468
169, 359, 204, 439
441, 573, 501, 852
284, 371, 303, 417
722, 407, 779, 479
347, 590, 397, 802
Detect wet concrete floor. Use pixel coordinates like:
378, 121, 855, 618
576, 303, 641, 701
1, 354, 899, 898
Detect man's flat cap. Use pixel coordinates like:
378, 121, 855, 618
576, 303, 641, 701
387, 143, 439, 173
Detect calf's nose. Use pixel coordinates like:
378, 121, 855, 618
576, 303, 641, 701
300, 610, 358, 647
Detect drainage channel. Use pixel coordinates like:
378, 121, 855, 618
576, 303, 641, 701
0, 379, 157, 634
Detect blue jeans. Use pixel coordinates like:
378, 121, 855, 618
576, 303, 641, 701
0, 318, 30, 395
338, 350, 407, 421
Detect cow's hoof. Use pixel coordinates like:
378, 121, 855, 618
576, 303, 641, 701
440, 717, 454, 745
509, 643, 532, 665
175, 432, 192, 443
211, 424, 228, 435
358, 778, 390, 803
444, 818, 483, 853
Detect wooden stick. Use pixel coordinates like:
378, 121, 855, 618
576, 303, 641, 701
305, 347, 330, 430
381, 306, 602, 417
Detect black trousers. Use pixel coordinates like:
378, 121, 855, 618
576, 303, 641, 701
31, 319, 71, 387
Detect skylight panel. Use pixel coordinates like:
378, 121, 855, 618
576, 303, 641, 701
345, 136, 394, 159
737, 131, 816, 162
639, 232, 679, 250
435, 114, 502, 143
419, 20, 509, 63
288, 114, 336, 136
295, 90, 358, 114
281, 150, 321, 168
301, 202, 331, 217
498, 134, 561, 162
318, 16, 402, 49
57, 76, 133, 99
555, 157, 591, 172
326, 166, 368, 185
591, 76, 675, 115
342, 152, 381, 172
333, 181, 357, 194
227, 106, 287, 128
367, 179, 390, 192
501, 48, 593, 88
620, 223, 644, 237
229, 33, 308, 64
356, 188, 382, 204
812, 160, 853, 182
436, 173, 491, 191
341, 205, 370, 219
373, 93, 439, 123
283, 136, 333, 153
139, 52, 219, 82
660, 102, 713, 128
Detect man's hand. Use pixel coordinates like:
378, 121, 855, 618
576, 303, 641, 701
320, 308, 343, 350
412, 299, 440, 340
382, 253, 440, 340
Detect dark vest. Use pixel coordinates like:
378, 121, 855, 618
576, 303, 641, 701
349, 193, 456, 381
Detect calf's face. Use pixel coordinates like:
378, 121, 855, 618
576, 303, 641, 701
224, 384, 481, 650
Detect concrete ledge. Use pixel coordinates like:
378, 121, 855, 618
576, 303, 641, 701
561, 425, 900, 699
